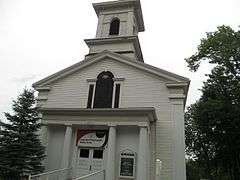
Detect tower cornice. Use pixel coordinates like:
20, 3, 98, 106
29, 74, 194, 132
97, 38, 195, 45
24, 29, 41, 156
84, 35, 143, 62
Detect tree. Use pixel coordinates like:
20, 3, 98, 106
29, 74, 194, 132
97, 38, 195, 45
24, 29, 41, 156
186, 159, 205, 180
185, 25, 240, 180
0, 89, 45, 179
185, 101, 230, 180
185, 103, 217, 179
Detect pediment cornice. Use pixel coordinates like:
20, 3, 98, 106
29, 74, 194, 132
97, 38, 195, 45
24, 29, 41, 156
33, 51, 189, 89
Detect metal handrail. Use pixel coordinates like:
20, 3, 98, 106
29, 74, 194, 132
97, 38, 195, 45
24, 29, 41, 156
28, 167, 72, 180
72, 170, 105, 180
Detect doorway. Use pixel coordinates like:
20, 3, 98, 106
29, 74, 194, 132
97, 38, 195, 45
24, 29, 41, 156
76, 148, 104, 177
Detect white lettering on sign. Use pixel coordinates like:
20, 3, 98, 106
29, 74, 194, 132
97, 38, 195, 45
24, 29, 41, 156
77, 131, 107, 148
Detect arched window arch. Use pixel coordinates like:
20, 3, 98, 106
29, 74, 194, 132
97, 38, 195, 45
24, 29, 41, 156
93, 71, 114, 108
109, 18, 120, 35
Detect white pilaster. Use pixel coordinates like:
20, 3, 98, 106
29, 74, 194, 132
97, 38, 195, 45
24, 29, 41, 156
127, 11, 134, 35
96, 14, 104, 38
61, 124, 73, 168
106, 125, 117, 180
40, 125, 49, 168
137, 126, 148, 180
170, 98, 186, 180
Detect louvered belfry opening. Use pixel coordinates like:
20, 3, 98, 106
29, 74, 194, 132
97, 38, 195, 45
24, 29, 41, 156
109, 18, 120, 35
93, 71, 114, 108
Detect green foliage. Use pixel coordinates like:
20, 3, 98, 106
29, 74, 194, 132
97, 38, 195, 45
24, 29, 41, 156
185, 25, 240, 76
0, 89, 45, 178
185, 26, 240, 180
186, 159, 205, 180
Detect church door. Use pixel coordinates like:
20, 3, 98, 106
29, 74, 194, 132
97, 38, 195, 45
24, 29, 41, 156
76, 148, 104, 177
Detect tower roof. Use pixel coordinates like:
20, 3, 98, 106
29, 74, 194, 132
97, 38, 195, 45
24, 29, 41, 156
93, 0, 145, 32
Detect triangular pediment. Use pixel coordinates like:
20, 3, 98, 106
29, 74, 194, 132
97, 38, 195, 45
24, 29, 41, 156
33, 50, 189, 88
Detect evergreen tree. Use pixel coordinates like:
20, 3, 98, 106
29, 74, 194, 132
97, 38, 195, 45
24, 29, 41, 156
0, 89, 45, 178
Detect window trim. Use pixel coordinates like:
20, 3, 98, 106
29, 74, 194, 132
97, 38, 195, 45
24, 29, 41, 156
91, 83, 96, 109
112, 82, 116, 108
86, 78, 124, 108
112, 82, 122, 108
109, 17, 120, 36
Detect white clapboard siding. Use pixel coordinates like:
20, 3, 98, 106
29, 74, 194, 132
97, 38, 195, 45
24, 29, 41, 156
41, 58, 178, 180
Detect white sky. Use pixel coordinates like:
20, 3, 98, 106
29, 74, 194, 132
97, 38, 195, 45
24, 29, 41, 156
0, 0, 240, 121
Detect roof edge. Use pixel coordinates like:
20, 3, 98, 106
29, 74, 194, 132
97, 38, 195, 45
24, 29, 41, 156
33, 50, 190, 88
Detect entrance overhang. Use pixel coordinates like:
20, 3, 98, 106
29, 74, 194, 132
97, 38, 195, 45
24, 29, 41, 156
39, 107, 157, 126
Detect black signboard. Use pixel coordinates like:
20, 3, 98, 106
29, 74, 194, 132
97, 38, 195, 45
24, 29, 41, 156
120, 157, 134, 177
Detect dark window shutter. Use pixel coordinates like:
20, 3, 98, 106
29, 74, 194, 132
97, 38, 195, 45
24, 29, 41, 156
114, 84, 121, 108
87, 84, 94, 108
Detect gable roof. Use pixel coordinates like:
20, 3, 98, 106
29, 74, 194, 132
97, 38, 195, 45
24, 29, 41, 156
33, 50, 190, 88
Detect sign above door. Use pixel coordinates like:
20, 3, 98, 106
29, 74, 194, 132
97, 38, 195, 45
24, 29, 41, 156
76, 130, 108, 148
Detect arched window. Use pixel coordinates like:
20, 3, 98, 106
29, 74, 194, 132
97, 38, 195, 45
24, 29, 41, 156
109, 18, 120, 35
93, 71, 114, 108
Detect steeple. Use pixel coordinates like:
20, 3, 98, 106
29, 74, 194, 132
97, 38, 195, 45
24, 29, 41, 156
84, 0, 145, 62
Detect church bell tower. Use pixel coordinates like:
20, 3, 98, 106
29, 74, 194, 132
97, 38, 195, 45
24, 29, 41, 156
84, 0, 145, 62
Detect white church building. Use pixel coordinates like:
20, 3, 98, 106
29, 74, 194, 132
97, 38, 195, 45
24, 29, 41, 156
33, 0, 190, 180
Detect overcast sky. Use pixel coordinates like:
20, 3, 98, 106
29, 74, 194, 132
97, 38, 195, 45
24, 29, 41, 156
0, 0, 240, 121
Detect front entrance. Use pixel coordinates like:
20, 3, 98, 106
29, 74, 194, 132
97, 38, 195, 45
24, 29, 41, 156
76, 148, 104, 177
